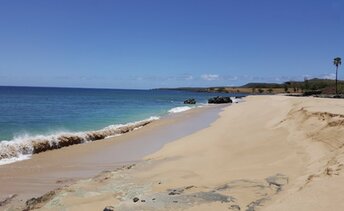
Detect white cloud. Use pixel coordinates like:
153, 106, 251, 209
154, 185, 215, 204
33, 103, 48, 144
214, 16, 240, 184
222, 75, 238, 81
201, 74, 219, 81
321, 73, 336, 80
185, 75, 194, 80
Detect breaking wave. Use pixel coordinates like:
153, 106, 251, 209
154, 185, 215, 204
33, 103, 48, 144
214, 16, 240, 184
0, 116, 159, 165
168, 106, 192, 113
230, 97, 244, 104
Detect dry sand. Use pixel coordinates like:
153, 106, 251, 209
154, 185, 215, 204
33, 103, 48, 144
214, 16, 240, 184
3, 95, 344, 210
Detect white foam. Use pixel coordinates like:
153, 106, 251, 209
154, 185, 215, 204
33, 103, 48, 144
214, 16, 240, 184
102, 116, 159, 131
0, 116, 160, 165
168, 106, 192, 113
196, 103, 207, 108
231, 97, 244, 104
0, 154, 31, 165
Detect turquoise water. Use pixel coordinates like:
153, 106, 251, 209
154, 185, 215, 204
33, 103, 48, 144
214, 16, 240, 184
0, 86, 244, 142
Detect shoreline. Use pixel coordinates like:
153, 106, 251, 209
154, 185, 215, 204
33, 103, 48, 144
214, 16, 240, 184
4, 95, 344, 210
0, 104, 227, 206
0, 104, 197, 165
0, 116, 159, 165
6, 95, 344, 211
0, 101, 239, 165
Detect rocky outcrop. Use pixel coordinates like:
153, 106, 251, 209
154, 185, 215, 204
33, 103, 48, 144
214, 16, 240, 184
103, 206, 115, 211
208, 96, 232, 104
302, 90, 322, 96
184, 99, 196, 104
0, 194, 17, 207
24, 190, 59, 211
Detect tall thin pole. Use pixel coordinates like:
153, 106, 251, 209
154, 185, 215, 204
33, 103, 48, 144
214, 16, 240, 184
336, 65, 338, 95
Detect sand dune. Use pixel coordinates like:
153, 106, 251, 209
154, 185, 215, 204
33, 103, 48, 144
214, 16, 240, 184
4, 95, 344, 210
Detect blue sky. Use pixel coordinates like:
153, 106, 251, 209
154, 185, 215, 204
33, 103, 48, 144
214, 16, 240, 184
0, 0, 343, 89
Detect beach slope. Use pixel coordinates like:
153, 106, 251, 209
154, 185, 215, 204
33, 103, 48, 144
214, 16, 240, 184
9, 96, 344, 210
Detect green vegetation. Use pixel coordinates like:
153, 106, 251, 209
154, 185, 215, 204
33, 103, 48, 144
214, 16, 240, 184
155, 78, 344, 95
241, 82, 283, 88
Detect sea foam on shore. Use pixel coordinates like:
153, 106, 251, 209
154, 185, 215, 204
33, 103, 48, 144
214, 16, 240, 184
0, 116, 159, 165
168, 97, 241, 114
168, 106, 193, 113
0, 98, 239, 165
0, 103, 207, 165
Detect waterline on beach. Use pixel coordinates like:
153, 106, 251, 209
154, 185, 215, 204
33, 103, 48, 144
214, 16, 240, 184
0, 86, 244, 165
168, 106, 193, 113
0, 103, 218, 165
0, 103, 216, 165
0, 116, 159, 165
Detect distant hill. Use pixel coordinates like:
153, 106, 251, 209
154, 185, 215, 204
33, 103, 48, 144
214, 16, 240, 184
241, 78, 343, 89
155, 87, 212, 93
155, 78, 344, 95
240, 83, 284, 88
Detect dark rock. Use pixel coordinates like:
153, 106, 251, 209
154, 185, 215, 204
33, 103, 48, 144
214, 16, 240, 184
24, 190, 57, 210
133, 197, 139, 202
229, 204, 241, 210
303, 90, 322, 96
216, 184, 230, 191
169, 192, 177, 195
141, 199, 146, 202
265, 174, 288, 192
185, 185, 195, 190
333, 94, 344, 98
152, 198, 156, 200
0, 194, 17, 207
168, 188, 184, 195
184, 98, 196, 104
208, 96, 232, 104
246, 198, 268, 211
103, 206, 115, 211
126, 164, 135, 169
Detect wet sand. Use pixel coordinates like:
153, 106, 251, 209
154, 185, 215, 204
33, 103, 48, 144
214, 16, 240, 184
11, 95, 344, 211
0, 104, 226, 202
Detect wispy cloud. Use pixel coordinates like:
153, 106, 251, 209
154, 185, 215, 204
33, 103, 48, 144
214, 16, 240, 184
321, 73, 336, 80
132, 74, 195, 82
184, 75, 194, 80
201, 74, 219, 81
222, 75, 238, 81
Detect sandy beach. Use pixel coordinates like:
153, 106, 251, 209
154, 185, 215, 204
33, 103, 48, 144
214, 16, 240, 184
1, 0, 342, 210
2, 95, 344, 210
0, 104, 225, 208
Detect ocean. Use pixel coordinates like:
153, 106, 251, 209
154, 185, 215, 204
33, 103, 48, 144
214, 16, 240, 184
0, 86, 244, 164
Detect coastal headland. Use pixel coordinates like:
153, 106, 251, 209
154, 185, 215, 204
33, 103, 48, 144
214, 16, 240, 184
2, 95, 344, 211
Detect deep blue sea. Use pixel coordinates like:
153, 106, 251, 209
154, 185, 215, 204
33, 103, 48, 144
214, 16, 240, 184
0, 86, 243, 142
